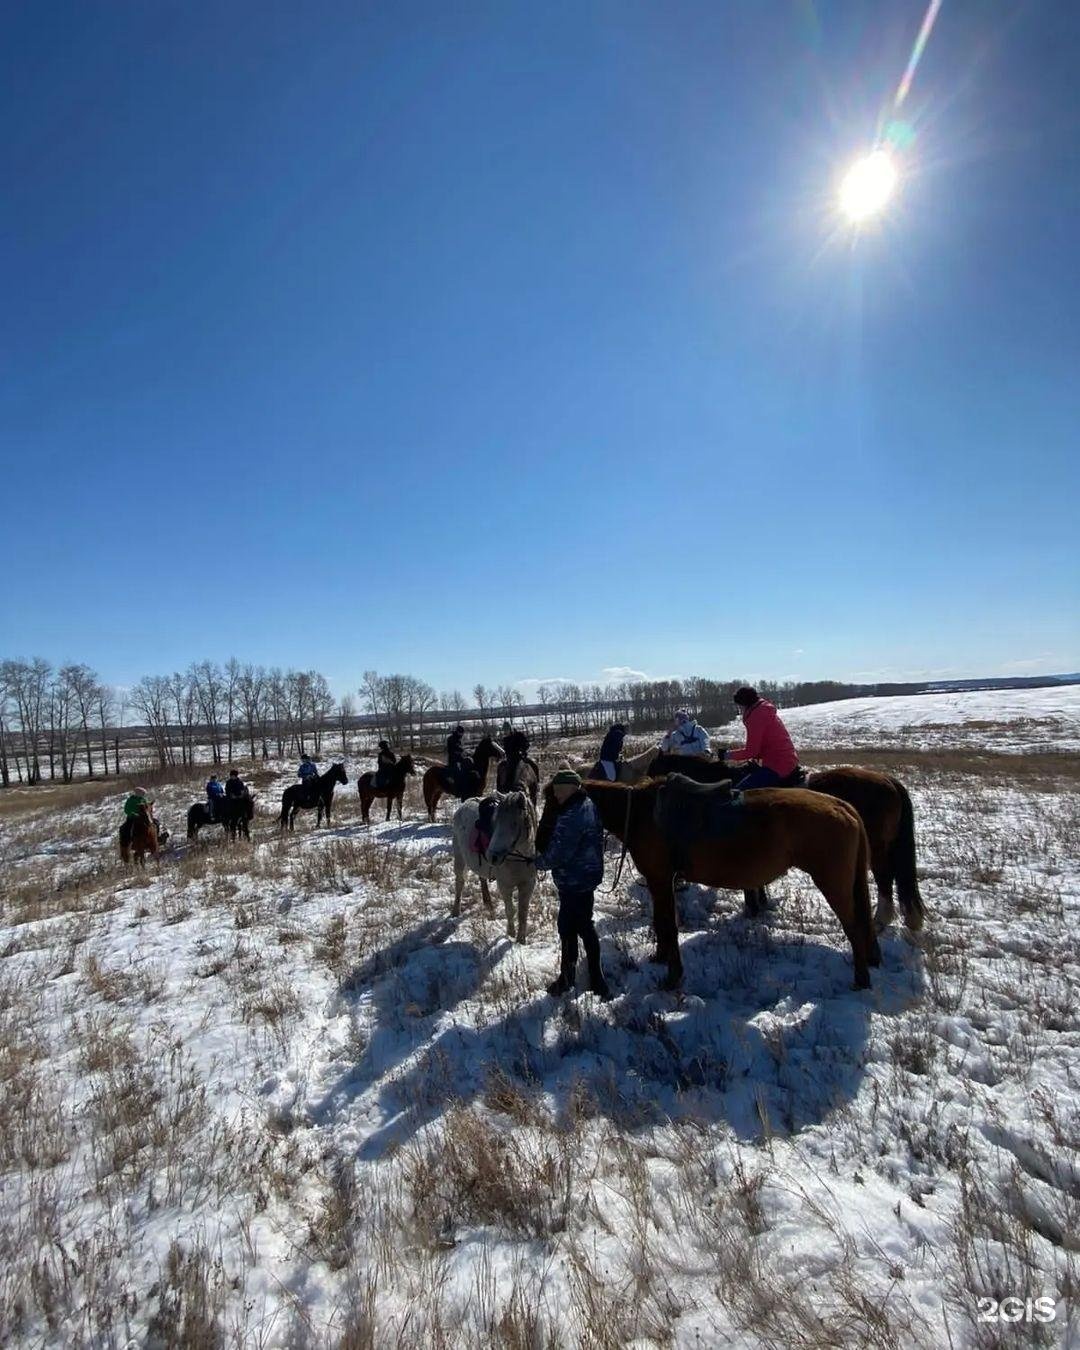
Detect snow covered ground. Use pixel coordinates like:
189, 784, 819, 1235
710, 684, 1080, 755
1, 704, 1078, 1347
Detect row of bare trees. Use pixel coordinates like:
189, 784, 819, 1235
2, 653, 874, 787
0, 659, 119, 786
127, 663, 337, 768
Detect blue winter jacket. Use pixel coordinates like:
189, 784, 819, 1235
536, 793, 605, 894
206, 779, 225, 799
298, 761, 318, 780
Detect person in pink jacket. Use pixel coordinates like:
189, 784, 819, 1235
723, 687, 799, 789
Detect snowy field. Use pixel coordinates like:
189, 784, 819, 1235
710, 684, 1080, 755
1, 691, 1078, 1347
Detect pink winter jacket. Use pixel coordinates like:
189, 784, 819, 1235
726, 700, 798, 776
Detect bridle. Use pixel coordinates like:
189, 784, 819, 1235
492, 794, 536, 865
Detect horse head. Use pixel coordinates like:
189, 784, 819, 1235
399, 755, 417, 775
331, 762, 348, 785
476, 736, 505, 764
487, 790, 536, 866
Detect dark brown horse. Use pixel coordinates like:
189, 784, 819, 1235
357, 754, 417, 823
279, 762, 348, 831
557, 779, 880, 991
119, 807, 158, 866
423, 736, 503, 821
648, 753, 925, 931
496, 753, 540, 804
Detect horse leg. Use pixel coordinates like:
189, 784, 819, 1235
396, 791, 404, 822
452, 853, 465, 916
517, 875, 533, 944
498, 878, 516, 939
744, 887, 769, 916
480, 876, 494, 915
645, 869, 682, 988
863, 823, 895, 930
385, 794, 392, 822
807, 842, 877, 990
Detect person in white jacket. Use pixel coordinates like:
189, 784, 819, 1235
660, 709, 711, 757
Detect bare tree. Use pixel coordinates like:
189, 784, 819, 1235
337, 694, 355, 756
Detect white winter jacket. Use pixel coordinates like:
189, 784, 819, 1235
660, 721, 711, 756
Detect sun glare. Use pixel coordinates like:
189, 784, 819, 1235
839, 150, 898, 223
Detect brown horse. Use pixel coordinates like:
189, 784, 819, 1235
422, 736, 504, 821
648, 753, 925, 932
357, 755, 417, 823
807, 768, 924, 931
565, 779, 880, 991
119, 807, 158, 867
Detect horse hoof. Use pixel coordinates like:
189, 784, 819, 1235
646, 950, 665, 965
853, 972, 871, 991
659, 973, 683, 993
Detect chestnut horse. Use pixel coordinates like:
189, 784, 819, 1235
120, 807, 158, 867
648, 753, 925, 931
422, 736, 504, 821
357, 755, 417, 823
562, 779, 880, 991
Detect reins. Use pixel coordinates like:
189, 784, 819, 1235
605, 787, 634, 893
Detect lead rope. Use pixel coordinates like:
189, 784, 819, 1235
606, 788, 634, 893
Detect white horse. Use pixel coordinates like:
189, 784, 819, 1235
451, 790, 538, 943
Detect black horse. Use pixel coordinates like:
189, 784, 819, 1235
279, 762, 348, 831
187, 791, 255, 841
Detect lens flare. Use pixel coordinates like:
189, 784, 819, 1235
839, 150, 898, 223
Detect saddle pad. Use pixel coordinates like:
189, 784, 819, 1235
655, 773, 744, 853
469, 826, 492, 858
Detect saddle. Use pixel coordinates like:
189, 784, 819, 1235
654, 773, 744, 866
469, 795, 499, 858
779, 765, 808, 788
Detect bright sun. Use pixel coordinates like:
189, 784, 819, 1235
839, 149, 898, 223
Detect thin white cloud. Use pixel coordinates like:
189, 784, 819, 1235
600, 666, 648, 684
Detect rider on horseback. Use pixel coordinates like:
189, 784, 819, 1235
225, 768, 247, 799
298, 754, 319, 800
660, 709, 711, 757
446, 725, 468, 793
595, 723, 627, 781
723, 687, 800, 789
206, 774, 226, 821
375, 740, 397, 789
502, 727, 530, 771
121, 787, 156, 846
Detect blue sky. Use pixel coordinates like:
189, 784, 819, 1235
2, 0, 1077, 696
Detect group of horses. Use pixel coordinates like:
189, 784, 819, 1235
115, 732, 927, 993
447, 743, 926, 993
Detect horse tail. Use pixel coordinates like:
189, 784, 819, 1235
853, 815, 876, 958
278, 791, 290, 827
888, 777, 924, 931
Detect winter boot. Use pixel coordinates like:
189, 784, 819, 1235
547, 934, 578, 997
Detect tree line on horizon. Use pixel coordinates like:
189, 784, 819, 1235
0, 655, 916, 787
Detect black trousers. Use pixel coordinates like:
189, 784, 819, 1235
556, 888, 603, 982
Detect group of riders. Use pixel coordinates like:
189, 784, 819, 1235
118, 688, 798, 1001
121, 687, 796, 837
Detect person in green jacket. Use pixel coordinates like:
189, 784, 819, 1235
120, 787, 155, 847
